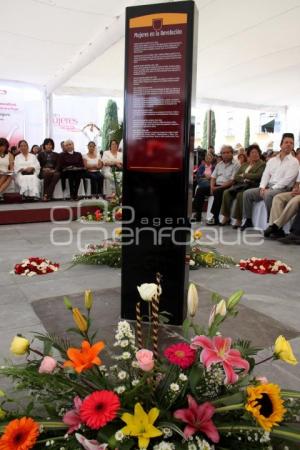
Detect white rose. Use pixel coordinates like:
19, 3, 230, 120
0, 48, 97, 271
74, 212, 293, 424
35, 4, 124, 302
137, 283, 161, 302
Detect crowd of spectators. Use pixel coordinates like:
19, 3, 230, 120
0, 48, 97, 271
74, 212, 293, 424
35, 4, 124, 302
193, 133, 300, 244
0, 138, 123, 201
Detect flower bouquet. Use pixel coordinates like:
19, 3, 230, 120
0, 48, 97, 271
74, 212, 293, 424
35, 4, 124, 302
72, 231, 122, 268
0, 278, 299, 450
190, 230, 235, 269
80, 204, 122, 223
11, 257, 59, 276
238, 258, 292, 275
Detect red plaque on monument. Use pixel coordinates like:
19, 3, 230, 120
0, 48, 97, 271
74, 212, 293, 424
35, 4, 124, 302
126, 12, 188, 172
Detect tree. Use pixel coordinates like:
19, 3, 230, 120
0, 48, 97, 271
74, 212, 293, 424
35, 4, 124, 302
101, 99, 119, 150
210, 110, 216, 148
244, 116, 250, 148
202, 111, 208, 149
202, 109, 216, 149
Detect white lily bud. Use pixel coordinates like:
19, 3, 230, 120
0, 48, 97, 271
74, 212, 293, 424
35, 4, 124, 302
208, 305, 217, 327
137, 283, 161, 302
187, 283, 199, 317
215, 299, 227, 317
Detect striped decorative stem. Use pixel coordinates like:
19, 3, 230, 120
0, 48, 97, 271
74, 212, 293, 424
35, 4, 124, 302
135, 302, 143, 349
152, 273, 162, 360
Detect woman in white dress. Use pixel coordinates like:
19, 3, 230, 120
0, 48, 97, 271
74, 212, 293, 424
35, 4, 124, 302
102, 139, 123, 196
0, 138, 14, 199
14, 140, 41, 199
83, 141, 104, 198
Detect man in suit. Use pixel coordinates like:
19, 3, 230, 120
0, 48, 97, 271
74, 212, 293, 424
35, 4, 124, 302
57, 140, 85, 200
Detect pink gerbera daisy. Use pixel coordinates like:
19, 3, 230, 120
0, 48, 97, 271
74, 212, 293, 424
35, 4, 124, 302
164, 343, 196, 369
80, 390, 120, 430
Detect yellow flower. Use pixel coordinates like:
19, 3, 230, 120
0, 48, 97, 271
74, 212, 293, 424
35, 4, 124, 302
246, 383, 286, 431
84, 290, 93, 310
204, 253, 214, 265
274, 335, 298, 365
72, 308, 88, 333
114, 227, 122, 237
193, 229, 203, 240
121, 402, 162, 449
10, 336, 30, 356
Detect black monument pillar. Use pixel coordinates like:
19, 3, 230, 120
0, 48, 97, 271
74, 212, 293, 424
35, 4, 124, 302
121, 1, 198, 325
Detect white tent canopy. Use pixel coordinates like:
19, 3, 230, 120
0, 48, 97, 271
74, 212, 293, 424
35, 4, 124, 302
1, 0, 300, 107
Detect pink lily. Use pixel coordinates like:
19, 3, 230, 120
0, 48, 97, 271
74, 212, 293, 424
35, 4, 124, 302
63, 396, 82, 433
174, 395, 219, 442
191, 335, 249, 384
75, 433, 108, 450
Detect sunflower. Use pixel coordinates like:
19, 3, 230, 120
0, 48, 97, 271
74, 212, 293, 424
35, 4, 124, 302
245, 383, 286, 431
0, 417, 39, 450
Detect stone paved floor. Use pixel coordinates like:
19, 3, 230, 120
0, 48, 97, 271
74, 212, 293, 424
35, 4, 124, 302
0, 219, 299, 388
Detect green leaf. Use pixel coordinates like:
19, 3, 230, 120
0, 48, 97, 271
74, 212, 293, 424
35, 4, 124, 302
188, 364, 203, 399
25, 401, 34, 415
182, 318, 191, 339
271, 425, 300, 443
63, 296, 73, 310
226, 290, 244, 310
211, 292, 223, 304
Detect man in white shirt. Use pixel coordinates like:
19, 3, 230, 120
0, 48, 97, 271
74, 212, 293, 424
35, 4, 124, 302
242, 133, 299, 230
264, 168, 300, 238
207, 146, 239, 225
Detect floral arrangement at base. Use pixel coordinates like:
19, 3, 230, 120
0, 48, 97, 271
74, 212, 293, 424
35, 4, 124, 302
11, 257, 60, 276
72, 234, 122, 268
238, 257, 292, 275
0, 280, 299, 450
190, 230, 235, 269
79, 205, 122, 224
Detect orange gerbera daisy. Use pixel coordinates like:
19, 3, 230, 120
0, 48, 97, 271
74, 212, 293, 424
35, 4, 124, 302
0, 417, 39, 450
64, 340, 105, 373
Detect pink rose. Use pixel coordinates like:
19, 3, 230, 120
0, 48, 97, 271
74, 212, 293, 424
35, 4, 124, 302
136, 349, 154, 372
38, 356, 57, 374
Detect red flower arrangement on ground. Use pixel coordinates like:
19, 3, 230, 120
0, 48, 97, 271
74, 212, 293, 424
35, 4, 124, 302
12, 257, 59, 276
238, 257, 291, 275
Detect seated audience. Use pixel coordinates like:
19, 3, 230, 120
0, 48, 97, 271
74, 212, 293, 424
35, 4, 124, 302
237, 153, 248, 165
0, 138, 14, 199
60, 141, 66, 152
38, 138, 60, 201
193, 153, 216, 221
102, 139, 123, 196
83, 141, 104, 198
264, 168, 300, 239
14, 140, 41, 199
196, 145, 239, 225
242, 133, 299, 230
31, 145, 41, 155
9, 146, 19, 157
221, 144, 265, 227
57, 139, 85, 201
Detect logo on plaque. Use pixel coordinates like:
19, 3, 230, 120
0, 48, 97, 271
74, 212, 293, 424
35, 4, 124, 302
152, 18, 163, 31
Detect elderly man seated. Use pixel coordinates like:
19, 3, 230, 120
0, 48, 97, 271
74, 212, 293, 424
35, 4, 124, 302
193, 145, 239, 224
264, 166, 300, 239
